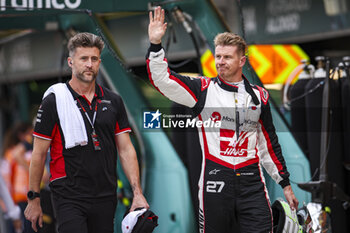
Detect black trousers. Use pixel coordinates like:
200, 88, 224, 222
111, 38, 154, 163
199, 160, 273, 233
52, 194, 117, 233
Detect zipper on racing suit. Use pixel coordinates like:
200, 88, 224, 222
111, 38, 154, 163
233, 92, 237, 172
233, 89, 249, 173
236, 111, 240, 141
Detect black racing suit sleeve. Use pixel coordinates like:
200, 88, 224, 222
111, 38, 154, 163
258, 95, 290, 188
33, 93, 58, 140
146, 43, 208, 114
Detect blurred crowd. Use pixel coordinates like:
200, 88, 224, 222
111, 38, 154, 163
0, 122, 52, 233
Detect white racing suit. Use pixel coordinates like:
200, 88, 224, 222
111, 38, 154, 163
147, 44, 290, 233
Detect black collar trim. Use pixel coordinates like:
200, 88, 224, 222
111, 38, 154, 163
65, 81, 103, 100
242, 76, 260, 105
214, 75, 260, 105
214, 76, 238, 92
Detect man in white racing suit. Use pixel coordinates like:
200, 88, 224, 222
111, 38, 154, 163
147, 6, 299, 233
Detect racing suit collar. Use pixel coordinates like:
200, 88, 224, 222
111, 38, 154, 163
242, 75, 260, 105
216, 75, 239, 92
215, 75, 260, 106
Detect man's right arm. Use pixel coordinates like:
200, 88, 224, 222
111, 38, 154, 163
24, 137, 51, 232
147, 44, 208, 108
147, 6, 208, 108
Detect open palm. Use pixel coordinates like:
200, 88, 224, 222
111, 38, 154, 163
148, 6, 168, 44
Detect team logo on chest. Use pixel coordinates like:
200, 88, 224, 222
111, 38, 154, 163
210, 111, 221, 122
220, 129, 249, 157
200, 76, 210, 91
256, 85, 269, 105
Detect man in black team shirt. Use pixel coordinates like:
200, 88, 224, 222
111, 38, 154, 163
24, 32, 149, 233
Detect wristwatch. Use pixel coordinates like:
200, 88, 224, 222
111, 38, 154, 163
27, 190, 40, 200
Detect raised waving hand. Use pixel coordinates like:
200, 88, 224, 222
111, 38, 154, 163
148, 6, 168, 44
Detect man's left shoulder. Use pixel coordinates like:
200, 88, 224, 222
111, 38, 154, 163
98, 86, 126, 111
99, 86, 122, 100
252, 84, 269, 105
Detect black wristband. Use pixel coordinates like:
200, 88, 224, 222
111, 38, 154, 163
27, 190, 40, 200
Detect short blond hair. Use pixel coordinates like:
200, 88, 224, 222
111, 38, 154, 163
214, 32, 247, 56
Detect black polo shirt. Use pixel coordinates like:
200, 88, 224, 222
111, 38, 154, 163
33, 82, 131, 200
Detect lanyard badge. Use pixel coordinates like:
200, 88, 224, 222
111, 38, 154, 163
91, 129, 101, 151
77, 98, 101, 151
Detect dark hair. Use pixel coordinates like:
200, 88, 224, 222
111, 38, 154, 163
1, 122, 32, 157
67, 32, 104, 57
214, 32, 247, 56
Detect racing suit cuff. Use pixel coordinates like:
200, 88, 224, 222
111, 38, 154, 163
150, 43, 162, 52
279, 179, 290, 189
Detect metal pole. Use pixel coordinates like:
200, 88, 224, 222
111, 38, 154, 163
319, 59, 330, 181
